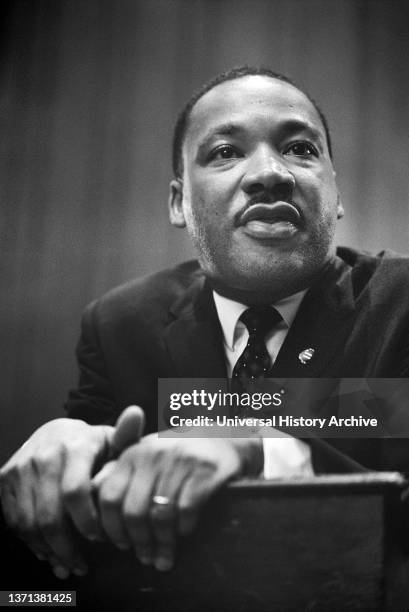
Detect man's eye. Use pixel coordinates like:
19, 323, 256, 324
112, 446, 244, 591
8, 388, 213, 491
285, 142, 318, 157
209, 145, 240, 160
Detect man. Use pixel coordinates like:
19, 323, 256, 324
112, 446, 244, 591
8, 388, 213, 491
2, 66, 409, 581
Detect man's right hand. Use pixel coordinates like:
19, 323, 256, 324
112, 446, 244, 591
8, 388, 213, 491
0, 406, 145, 579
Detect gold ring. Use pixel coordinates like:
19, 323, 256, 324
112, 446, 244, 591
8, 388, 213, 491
152, 495, 171, 506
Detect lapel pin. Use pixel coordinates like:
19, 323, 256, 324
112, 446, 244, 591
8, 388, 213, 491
298, 348, 315, 365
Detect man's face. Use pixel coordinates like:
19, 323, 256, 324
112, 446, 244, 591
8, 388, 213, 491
169, 76, 343, 302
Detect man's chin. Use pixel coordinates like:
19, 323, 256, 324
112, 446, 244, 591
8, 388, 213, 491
204, 249, 332, 302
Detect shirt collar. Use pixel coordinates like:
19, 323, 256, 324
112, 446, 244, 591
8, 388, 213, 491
213, 289, 307, 351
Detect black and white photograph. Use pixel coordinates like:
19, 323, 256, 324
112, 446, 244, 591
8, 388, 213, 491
1, 1, 409, 609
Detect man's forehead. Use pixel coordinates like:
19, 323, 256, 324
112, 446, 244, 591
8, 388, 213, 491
185, 75, 323, 144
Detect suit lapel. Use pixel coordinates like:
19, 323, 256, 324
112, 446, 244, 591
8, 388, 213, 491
163, 275, 227, 378
163, 254, 358, 379
271, 256, 357, 377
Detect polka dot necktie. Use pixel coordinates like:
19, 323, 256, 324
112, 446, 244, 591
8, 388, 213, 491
232, 306, 282, 392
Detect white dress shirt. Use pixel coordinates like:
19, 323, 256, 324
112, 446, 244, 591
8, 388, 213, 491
213, 290, 314, 479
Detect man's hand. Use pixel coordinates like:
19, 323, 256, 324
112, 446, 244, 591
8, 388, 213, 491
0, 406, 145, 579
95, 433, 263, 571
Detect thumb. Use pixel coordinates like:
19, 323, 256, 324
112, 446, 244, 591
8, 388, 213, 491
111, 405, 146, 457
92, 406, 146, 491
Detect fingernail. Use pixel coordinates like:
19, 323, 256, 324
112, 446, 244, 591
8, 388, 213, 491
116, 541, 130, 551
52, 565, 70, 580
139, 555, 152, 566
135, 548, 152, 565
135, 549, 152, 565
87, 534, 97, 541
35, 552, 46, 561
87, 529, 105, 542
73, 565, 88, 577
154, 556, 173, 572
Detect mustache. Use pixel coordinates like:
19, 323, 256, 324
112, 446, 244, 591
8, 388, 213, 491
247, 193, 295, 207
246, 183, 295, 206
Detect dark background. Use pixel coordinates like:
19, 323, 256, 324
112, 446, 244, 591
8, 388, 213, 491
1, 0, 409, 464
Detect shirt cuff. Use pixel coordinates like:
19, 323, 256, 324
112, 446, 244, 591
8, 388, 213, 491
262, 435, 314, 479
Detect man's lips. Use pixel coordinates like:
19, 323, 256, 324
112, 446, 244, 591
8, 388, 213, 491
238, 202, 301, 226
236, 202, 302, 241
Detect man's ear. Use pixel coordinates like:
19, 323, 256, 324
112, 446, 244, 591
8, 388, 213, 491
168, 179, 186, 228
332, 171, 344, 220
336, 194, 345, 220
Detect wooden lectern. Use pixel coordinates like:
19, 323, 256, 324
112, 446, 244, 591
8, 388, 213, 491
77, 472, 409, 611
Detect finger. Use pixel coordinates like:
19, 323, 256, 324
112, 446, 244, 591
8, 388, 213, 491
34, 460, 88, 576
149, 454, 194, 571
91, 460, 116, 489
38, 509, 88, 578
61, 449, 105, 542
1, 480, 20, 530
48, 555, 71, 580
111, 406, 146, 457
150, 502, 177, 571
7, 469, 81, 577
177, 464, 218, 536
121, 451, 157, 565
2, 472, 52, 562
97, 460, 133, 550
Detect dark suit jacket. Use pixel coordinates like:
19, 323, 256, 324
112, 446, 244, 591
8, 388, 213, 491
65, 246, 409, 475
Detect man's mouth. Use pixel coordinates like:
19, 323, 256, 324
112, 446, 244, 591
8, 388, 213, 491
238, 202, 302, 240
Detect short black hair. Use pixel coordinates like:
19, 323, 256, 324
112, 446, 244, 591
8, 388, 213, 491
172, 65, 333, 178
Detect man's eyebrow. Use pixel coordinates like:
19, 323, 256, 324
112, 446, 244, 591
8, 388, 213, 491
279, 119, 324, 142
197, 123, 244, 150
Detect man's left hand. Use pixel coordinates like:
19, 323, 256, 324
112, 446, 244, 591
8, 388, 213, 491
94, 433, 263, 571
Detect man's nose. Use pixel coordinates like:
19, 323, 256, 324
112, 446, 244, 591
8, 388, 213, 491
241, 147, 295, 195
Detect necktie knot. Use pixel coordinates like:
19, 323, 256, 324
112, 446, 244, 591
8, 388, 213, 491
239, 306, 281, 337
